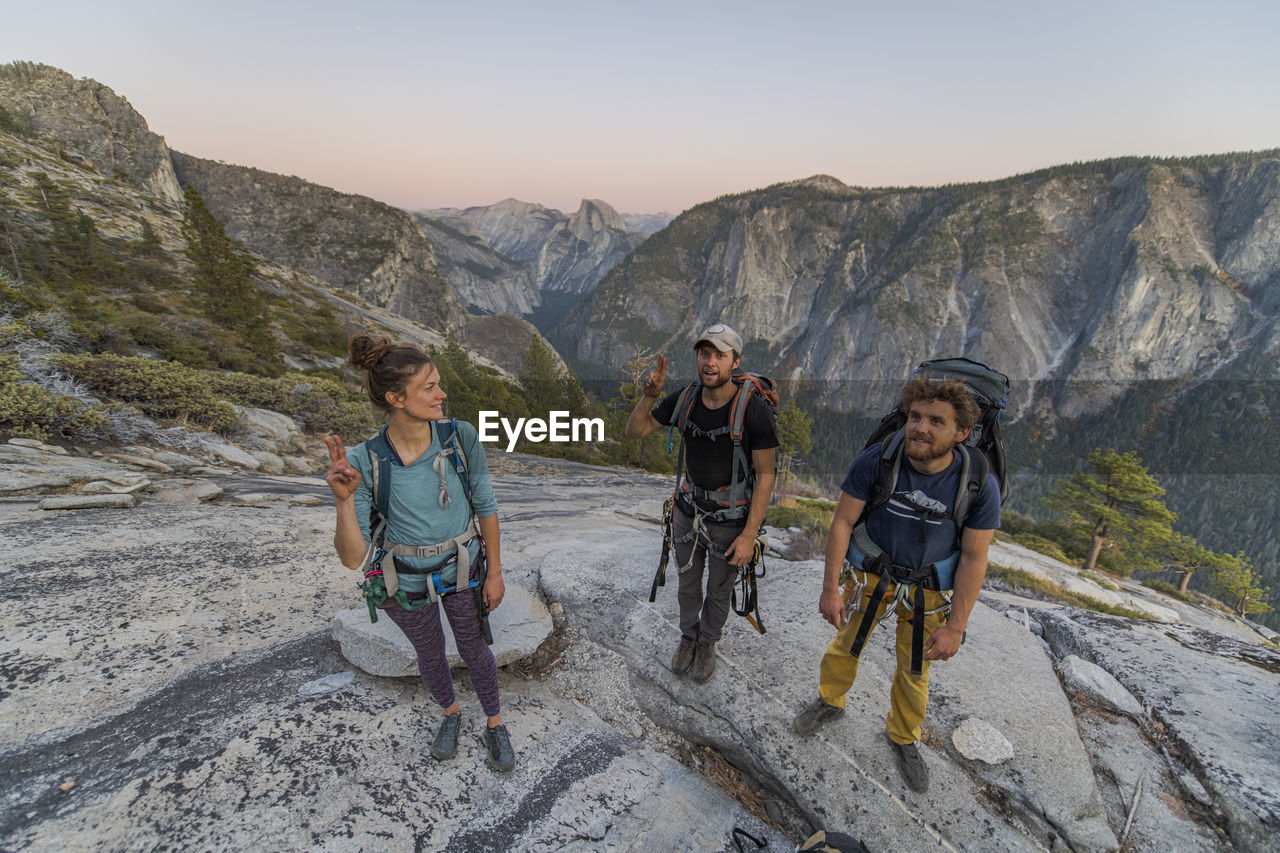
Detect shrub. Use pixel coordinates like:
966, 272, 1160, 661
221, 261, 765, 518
206, 370, 378, 438
766, 497, 835, 535
51, 353, 242, 432
0, 354, 108, 440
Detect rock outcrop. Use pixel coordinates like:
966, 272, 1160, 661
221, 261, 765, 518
170, 151, 469, 335
0, 62, 182, 204
414, 212, 541, 316
2, 446, 1273, 851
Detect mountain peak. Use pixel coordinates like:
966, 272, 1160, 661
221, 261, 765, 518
569, 199, 625, 236
787, 174, 851, 193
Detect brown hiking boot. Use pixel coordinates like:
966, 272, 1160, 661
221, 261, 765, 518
889, 736, 929, 792
689, 641, 717, 683
792, 696, 844, 735
671, 637, 697, 676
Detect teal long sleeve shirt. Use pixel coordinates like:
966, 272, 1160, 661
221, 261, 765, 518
346, 419, 499, 593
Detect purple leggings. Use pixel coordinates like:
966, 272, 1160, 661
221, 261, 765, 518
383, 591, 500, 718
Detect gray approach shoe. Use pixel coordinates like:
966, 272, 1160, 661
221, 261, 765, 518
671, 637, 697, 676
483, 724, 516, 773
792, 696, 844, 735
889, 736, 929, 792
689, 641, 717, 684
431, 712, 461, 760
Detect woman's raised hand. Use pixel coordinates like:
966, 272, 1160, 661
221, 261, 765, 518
324, 435, 361, 501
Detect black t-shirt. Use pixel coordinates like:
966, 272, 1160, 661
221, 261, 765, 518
652, 382, 779, 511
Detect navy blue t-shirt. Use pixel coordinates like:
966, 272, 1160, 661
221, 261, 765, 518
841, 442, 1001, 570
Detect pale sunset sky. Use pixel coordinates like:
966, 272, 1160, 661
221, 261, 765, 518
3, 0, 1277, 215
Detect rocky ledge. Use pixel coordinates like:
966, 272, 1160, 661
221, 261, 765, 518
1, 441, 1275, 852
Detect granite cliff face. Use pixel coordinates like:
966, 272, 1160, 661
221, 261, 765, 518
413, 212, 540, 316
555, 163, 1280, 418
417, 198, 656, 328
0, 62, 182, 205
171, 152, 469, 336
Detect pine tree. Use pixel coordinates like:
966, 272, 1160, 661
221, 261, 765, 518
181, 186, 277, 367
1044, 449, 1176, 573
1159, 531, 1228, 594
519, 334, 587, 417
776, 399, 813, 486
1211, 552, 1273, 617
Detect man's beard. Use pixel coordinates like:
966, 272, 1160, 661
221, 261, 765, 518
702, 370, 732, 389
905, 435, 954, 464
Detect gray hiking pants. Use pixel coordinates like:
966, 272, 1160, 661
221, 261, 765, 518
671, 501, 744, 645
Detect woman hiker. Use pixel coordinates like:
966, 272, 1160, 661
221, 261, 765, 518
324, 334, 514, 772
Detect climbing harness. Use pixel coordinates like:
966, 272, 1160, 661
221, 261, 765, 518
357, 419, 491, 643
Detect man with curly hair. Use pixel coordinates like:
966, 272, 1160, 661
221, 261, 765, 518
792, 375, 1000, 793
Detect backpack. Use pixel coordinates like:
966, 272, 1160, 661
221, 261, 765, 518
667, 371, 779, 519
649, 372, 780, 634
859, 356, 1010, 529
357, 419, 491, 642
845, 357, 1009, 674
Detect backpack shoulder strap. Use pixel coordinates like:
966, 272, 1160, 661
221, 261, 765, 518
434, 418, 473, 505
728, 377, 756, 446
866, 429, 905, 516
951, 444, 989, 534
671, 382, 701, 433
365, 427, 394, 547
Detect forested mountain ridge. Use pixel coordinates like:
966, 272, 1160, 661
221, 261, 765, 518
556, 161, 1279, 416
551, 160, 1280, 625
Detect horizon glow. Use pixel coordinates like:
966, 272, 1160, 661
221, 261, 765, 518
2, 0, 1278, 215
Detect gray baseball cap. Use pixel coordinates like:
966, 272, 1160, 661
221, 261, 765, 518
694, 323, 743, 354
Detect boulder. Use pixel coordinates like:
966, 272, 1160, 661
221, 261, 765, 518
7, 438, 67, 455
249, 450, 286, 475
1057, 654, 1144, 717
951, 717, 1015, 765
201, 438, 261, 470
121, 446, 205, 471
233, 406, 303, 454
105, 453, 173, 473
332, 584, 554, 677
146, 479, 224, 503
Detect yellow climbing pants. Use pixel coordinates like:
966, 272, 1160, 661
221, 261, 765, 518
817, 572, 950, 745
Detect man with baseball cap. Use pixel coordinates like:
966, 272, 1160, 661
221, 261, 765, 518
625, 324, 778, 683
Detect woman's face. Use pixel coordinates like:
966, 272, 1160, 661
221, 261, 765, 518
388, 363, 446, 421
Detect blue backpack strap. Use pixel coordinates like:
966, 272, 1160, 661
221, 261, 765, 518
434, 418, 472, 505
365, 426, 394, 544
